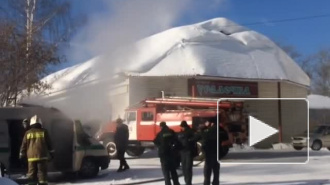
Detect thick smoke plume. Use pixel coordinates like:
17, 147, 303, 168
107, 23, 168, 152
24, 0, 226, 134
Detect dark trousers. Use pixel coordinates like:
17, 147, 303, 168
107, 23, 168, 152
160, 157, 180, 185
117, 149, 129, 169
27, 160, 48, 185
204, 153, 220, 185
180, 151, 193, 185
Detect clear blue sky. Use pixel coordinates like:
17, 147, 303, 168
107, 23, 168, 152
70, 0, 330, 60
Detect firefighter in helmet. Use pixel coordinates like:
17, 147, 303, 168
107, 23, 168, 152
19, 115, 54, 185
153, 122, 181, 185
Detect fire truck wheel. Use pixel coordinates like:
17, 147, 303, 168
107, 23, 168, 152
126, 147, 145, 157
194, 142, 205, 161
105, 140, 117, 158
79, 158, 99, 178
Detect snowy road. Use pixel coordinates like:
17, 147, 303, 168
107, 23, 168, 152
47, 149, 330, 185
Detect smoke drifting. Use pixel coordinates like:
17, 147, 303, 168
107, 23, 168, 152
24, 0, 226, 134
68, 0, 226, 63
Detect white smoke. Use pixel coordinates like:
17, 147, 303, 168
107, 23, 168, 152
68, 0, 227, 63
24, 0, 227, 132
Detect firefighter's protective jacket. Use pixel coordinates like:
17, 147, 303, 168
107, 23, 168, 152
20, 127, 54, 162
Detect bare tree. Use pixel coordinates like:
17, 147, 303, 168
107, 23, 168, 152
0, 0, 79, 106
0, 21, 60, 106
276, 42, 314, 78
312, 48, 330, 96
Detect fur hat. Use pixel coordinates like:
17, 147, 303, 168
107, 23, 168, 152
159, 121, 167, 128
116, 118, 123, 124
180, 121, 189, 128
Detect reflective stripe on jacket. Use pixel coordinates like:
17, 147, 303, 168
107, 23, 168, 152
20, 128, 53, 162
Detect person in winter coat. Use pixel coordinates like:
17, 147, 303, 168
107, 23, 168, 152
177, 120, 197, 185
153, 122, 180, 185
197, 117, 228, 185
114, 118, 130, 172
19, 115, 54, 185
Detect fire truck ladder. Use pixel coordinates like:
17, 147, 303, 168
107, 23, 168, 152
145, 96, 238, 109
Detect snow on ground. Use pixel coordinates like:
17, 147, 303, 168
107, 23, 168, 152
50, 149, 330, 185
308, 94, 330, 110
0, 177, 19, 185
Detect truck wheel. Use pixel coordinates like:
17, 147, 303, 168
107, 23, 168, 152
79, 158, 99, 178
293, 146, 303, 150
126, 147, 145, 157
105, 140, 117, 158
194, 142, 205, 161
311, 140, 322, 151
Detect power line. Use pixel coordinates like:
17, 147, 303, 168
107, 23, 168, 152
228, 13, 330, 28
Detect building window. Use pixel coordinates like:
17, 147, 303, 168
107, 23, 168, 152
142, 112, 154, 121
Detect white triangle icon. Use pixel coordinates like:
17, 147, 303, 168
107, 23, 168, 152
249, 116, 278, 147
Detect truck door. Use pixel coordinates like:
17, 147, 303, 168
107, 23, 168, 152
0, 121, 9, 171
50, 119, 74, 171
137, 108, 156, 141
127, 111, 138, 141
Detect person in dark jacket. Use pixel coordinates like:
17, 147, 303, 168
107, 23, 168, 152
114, 118, 130, 172
19, 115, 54, 185
197, 117, 228, 185
177, 121, 196, 185
153, 122, 180, 185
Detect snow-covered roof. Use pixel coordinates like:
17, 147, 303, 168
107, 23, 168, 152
40, 17, 310, 94
308, 94, 330, 109
121, 18, 309, 86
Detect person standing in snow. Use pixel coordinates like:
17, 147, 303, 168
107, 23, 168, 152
19, 115, 54, 185
177, 120, 197, 185
114, 118, 130, 172
153, 122, 181, 185
196, 117, 228, 185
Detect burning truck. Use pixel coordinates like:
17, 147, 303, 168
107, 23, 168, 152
96, 96, 247, 160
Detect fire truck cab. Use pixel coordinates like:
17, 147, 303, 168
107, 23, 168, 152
96, 96, 245, 160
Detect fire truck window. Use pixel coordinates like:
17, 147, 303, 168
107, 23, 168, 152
127, 112, 137, 122
142, 112, 154, 121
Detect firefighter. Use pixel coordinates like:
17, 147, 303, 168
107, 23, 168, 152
153, 122, 181, 185
19, 115, 54, 185
114, 118, 130, 172
20, 118, 31, 172
177, 120, 196, 185
22, 118, 30, 131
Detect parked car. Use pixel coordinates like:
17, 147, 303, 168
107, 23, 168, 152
292, 125, 330, 151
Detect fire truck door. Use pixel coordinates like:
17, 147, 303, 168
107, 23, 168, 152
127, 111, 138, 141
138, 109, 156, 141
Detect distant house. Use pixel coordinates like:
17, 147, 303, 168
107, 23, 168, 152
308, 94, 330, 127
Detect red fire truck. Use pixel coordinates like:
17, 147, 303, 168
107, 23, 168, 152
96, 96, 246, 160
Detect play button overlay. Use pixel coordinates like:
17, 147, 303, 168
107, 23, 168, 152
249, 116, 278, 147
217, 98, 309, 164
